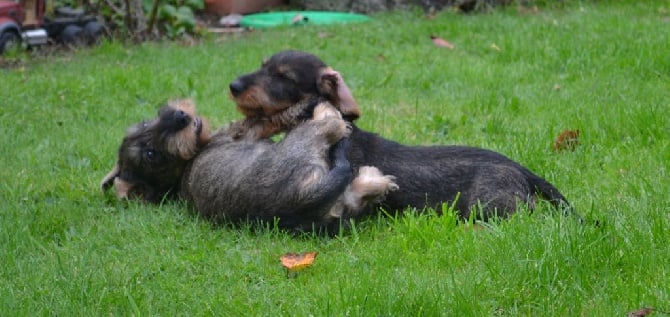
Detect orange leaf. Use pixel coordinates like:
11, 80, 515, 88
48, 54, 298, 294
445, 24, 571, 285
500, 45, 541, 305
553, 129, 580, 152
280, 252, 318, 271
430, 35, 455, 49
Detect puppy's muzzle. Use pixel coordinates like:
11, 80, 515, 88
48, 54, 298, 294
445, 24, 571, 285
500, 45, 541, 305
229, 80, 245, 97
194, 117, 203, 136
174, 110, 189, 129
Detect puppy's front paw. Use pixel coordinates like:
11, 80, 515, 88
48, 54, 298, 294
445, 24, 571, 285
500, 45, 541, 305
313, 102, 341, 121
318, 117, 350, 145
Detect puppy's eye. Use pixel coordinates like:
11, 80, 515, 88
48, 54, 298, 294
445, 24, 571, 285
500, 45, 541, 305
145, 149, 155, 161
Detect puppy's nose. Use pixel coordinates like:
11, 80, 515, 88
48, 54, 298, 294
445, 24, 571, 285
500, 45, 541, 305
174, 110, 189, 128
229, 80, 245, 97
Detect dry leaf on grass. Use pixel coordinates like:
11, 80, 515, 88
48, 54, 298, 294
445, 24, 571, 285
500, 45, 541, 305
628, 307, 670, 317
553, 129, 580, 152
430, 35, 455, 49
628, 307, 654, 317
280, 252, 318, 272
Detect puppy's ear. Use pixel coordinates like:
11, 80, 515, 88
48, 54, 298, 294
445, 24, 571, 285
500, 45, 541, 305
318, 67, 361, 121
100, 164, 120, 191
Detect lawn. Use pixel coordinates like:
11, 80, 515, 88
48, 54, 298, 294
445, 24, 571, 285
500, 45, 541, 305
1, 1, 669, 315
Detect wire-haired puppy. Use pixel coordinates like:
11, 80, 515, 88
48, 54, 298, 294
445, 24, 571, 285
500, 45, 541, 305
101, 99, 398, 232
229, 50, 581, 221
100, 99, 212, 203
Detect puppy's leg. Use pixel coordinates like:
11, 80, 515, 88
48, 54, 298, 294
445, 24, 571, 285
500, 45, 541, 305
342, 166, 399, 215
228, 117, 280, 141
313, 102, 341, 120
295, 138, 353, 225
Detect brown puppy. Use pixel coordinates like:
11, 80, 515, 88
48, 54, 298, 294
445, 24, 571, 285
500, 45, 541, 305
101, 99, 398, 232
229, 50, 581, 221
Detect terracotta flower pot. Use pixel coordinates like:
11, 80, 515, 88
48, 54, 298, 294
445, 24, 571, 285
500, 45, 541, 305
205, 0, 285, 16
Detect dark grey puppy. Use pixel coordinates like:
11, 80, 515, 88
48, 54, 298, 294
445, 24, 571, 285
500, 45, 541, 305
100, 99, 212, 203
228, 50, 581, 221
101, 99, 398, 232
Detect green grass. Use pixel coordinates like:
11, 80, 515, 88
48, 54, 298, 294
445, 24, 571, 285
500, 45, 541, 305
2, 1, 669, 315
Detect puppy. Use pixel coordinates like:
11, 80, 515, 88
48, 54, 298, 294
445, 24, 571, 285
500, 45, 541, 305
100, 99, 211, 203
101, 99, 398, 232
229, 50, 581, 221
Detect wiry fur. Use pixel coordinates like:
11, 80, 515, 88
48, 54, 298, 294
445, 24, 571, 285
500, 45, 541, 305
101, 99, 398, 232
229, 50, 582, 221
100, 99, 211, 202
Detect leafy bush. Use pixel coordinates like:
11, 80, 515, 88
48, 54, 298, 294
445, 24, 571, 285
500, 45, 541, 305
154, 0, 204, 38
72, 0, 204, 40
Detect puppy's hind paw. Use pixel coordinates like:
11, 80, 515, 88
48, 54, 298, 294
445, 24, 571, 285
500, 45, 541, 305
345, 166, 399, 207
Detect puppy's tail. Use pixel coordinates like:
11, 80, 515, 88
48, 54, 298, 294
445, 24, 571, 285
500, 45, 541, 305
526, 172, 585, 223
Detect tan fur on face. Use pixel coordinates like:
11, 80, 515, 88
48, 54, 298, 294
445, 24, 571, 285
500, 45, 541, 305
164, 99, 211, 160
233, 67, 360, 140
233, 85, 290, 117
113, 177, 133, 199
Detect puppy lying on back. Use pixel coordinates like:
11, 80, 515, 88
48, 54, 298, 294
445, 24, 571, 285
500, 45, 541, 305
101, 99, 212, 203
228, 50, 583, 221
101, 99, 398, 232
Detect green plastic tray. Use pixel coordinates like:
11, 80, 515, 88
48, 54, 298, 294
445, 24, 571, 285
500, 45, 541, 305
241, 11, 371, 29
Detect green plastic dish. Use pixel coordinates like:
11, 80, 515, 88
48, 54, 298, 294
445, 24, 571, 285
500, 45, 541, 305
241, 11, 371, 29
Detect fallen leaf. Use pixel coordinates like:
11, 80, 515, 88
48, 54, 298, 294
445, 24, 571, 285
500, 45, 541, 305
431, 35, 455, 49
553, 129, 580, 152
628, 307, 654, 317
280, 252, 318, 272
